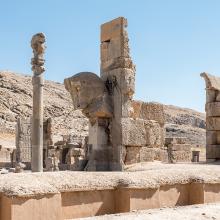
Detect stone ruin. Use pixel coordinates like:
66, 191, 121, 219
165, 137, 192, 163
201, 72, 220, 161
16, 118, 31, 168
15, 117, 88, 171
5, 17, 194, 173
65, 17, 168, 171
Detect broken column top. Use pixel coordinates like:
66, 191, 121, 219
200, 72, 220, 90
101, 17, 127, 42
64, 72, 112, 120
100, 17, 135, 74
31, 33, 46, 74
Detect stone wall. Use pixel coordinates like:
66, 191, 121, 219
1, 167, 220, 219
16, 117, 89, 170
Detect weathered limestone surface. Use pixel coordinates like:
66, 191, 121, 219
121, 118, 164, 148
31, 33, 46, 172
132, 101, 165, 126
165, 137, 192, 163
65, 72, 112, 170
206, 102, 220, 117
206, 145, 220, 159
65, 17, 165, 170
15, 118, 31, 168
201, 72, 220, 160
206, 131, 220, 145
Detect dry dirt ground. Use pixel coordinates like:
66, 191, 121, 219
79, 203, 220, 220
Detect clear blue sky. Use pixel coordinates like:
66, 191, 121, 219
1, 0, 220, 112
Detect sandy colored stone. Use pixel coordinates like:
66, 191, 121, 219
64, 72, 112, 119
132, 101, 165, 125
206, 89, 217, 103
101, 17, 127, 43
170, 150, 191, 162
165, 137, 187, 145
206, 145, 220, 159
31, 33, 46, 172
121, 118, 163, 147
206, 131, 220, 145
201, 72, 220, 91
139, 147, 155, 162
124, 146, 141, 165
145, 120, 164, 148
121, 118, 146, 146
206, 117, 220, 130
206, 102, 220, 116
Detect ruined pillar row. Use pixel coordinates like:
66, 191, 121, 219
31, 33, 46, 172
201, 72, 220, 160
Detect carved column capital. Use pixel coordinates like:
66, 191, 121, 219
31, 33, 46, 75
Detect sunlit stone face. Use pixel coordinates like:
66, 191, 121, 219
64, 72, 105, 110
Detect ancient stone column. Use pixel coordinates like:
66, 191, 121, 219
31, 33, 46, 172
201, 72, 220, 161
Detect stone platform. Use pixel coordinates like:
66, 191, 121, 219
1, 163, 220, 219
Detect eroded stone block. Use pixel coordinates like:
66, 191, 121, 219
206, 145, 220, 159
206, 89, 217, 103
169, 150, 191, 163
206, 117, 220, 130
132, 101, 165, 125
206, 102, 220, 117
145, 120, 164, 148
121, 118, 146, 146
207, 131, 220, 145
124, 146, 141, 165
121, 118, 164, 148
101, 17, 127, 42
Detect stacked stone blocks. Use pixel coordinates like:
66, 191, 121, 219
201, 72, 220, 160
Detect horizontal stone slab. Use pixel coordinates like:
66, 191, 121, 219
206, 102, 220, 116
206, 117, 220, 130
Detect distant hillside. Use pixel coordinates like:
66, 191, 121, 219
164, 105, 205, 146
0, 71, 205, 147
0, 71, 88, 146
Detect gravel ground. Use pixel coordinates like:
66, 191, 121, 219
79, 203, 220, 220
